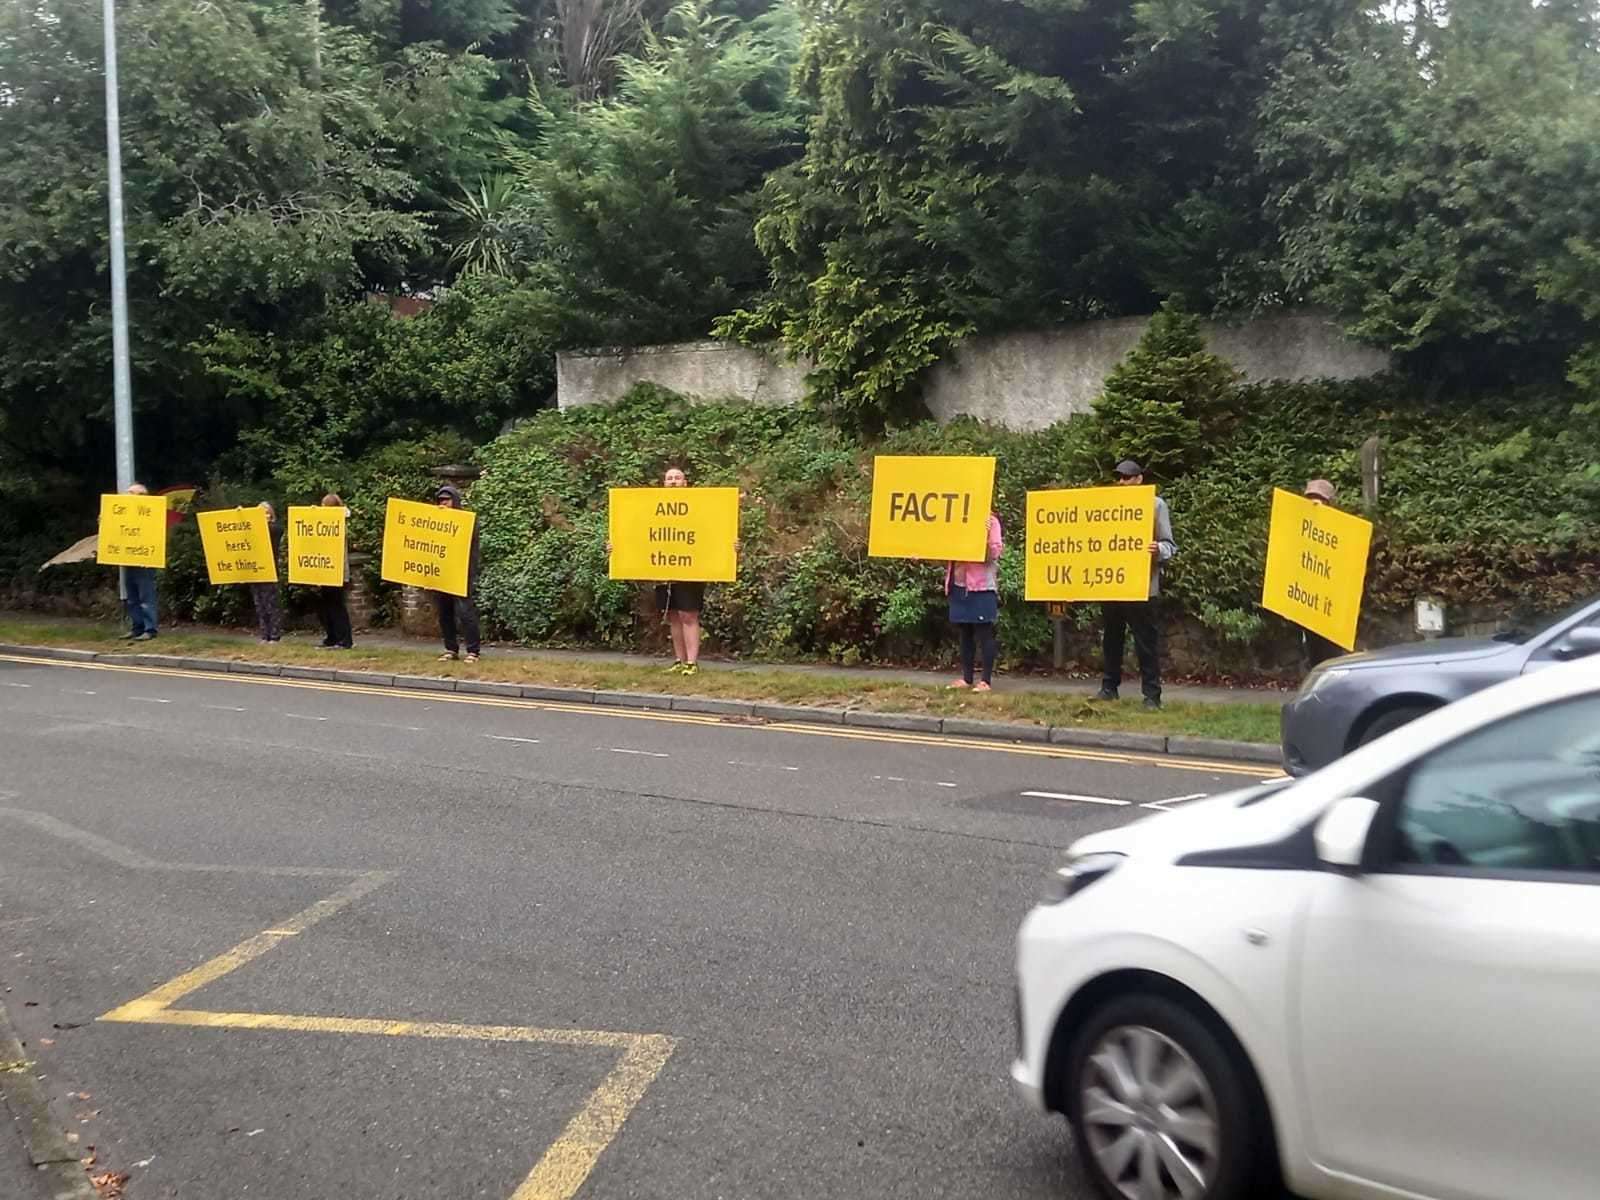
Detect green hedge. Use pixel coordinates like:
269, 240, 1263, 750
467, 379, 1598, 668
12, 374, 1594, 671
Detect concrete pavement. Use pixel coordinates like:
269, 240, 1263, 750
0, 654, 1279, 1199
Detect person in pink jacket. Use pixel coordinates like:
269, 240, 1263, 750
945, 512, 1003, 691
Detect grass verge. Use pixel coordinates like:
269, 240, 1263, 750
0, 617, 1281, 743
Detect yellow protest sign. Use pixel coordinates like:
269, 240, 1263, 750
287, 506, 347, 587
380, 498, 477, 597
96, 493, 169, 568
1024, 486, 1155, 602
608, 487, 740, 582
1261, 488, 1373, 651
195, 508, 278, 584
868, 456, 997, 562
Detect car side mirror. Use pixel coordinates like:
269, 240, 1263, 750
1314, 796, 1381, 872
1554, 626, 1600, 660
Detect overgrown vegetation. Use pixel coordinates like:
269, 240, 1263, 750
2, 0, 1596, 672
464, 374, 1597, 670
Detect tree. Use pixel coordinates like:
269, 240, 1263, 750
1089, 303, 1239, 479
1257, 0, 1600, 378
196, 275, 558, 486
445, 176, 544, 278
0, 0, 501, 481
556, 0, 651, 98
721, 0, 1296, 425
508, 0, 806, 346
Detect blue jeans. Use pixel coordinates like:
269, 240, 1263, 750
124, 567, 158, 636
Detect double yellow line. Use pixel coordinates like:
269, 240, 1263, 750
0, 652, 1275, 778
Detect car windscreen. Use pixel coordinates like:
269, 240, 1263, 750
1491, 593, 1600, 645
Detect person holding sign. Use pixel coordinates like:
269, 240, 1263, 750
315, 493, 354, 650
1299, 479, 1344, 669
654, 467, 707, 675
432, 485, 482, 663
249, 502, 284, 643
1094, 461, 1177, 709
118, 482, 161, 641
1261, 480, 1372, 660
605, 466, 741, 677
945, 511, 1004, 691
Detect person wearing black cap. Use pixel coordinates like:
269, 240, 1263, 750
1094, 460, 1176, 708
432, 484, 482, 662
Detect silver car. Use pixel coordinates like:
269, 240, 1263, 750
1281, 594, 1600, 774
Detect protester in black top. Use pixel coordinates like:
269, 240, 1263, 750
432, 485, 482, 662
251, 501, 284, 643
317, 492, 354, 650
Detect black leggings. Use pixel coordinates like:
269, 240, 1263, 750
957, 623, 997, 685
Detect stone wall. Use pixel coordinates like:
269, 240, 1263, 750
556, 309, 1390, 430
558, 340, 807, 412
923, 311, 1392, 430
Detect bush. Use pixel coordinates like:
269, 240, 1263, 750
1087, 303, 1238, 479
465, 375, 1598, 671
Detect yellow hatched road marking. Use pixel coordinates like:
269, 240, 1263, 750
0, 807, 675, 1200
0, 653, 1274, 778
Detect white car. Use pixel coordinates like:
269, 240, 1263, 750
1012, 658, 1600, 1200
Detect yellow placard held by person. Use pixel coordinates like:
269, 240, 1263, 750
1261, 488, 1373, 652
868, 456, 997, 562
1024, 486, 1155, 602
195, 508, 278, 584
608, 487, 740, 582
380, 497, 476, 597
286, 506, 346, 587
96, 493, 168, 568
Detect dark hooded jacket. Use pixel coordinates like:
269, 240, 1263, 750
433, 485, 482, 587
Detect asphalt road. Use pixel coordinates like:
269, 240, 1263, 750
0, 654, 1277, 1200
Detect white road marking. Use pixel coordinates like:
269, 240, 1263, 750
72, 689, 98, 696
1142, 791, 1209, 811
129, 696, 171, 704
1, 682, 31, 688
205, 705, 247, 712
284, 713, 328, 722
1021, 790, 1130, 807
727, 761, 799, 772
875, 774, 962, 790
609, 747, 668, 758
487, 735, 542, 745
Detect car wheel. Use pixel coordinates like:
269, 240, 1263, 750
1064, 994, 1262, 1200
1356, 703, 1436, 748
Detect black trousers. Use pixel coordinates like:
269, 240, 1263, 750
957, 623, 997, 685
319, 586, 353, 648
250, 584, 282, 641
434, 590, 481, 655
1303, 630, 1342, 669
1102, 600, 1161, 701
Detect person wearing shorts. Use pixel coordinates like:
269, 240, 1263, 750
656, 466, 704, 675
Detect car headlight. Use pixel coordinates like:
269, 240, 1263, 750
1041, 852, 1125, 904
1299, 667, 1350, 698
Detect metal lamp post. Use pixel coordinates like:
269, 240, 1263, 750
101, 0, 135, 603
